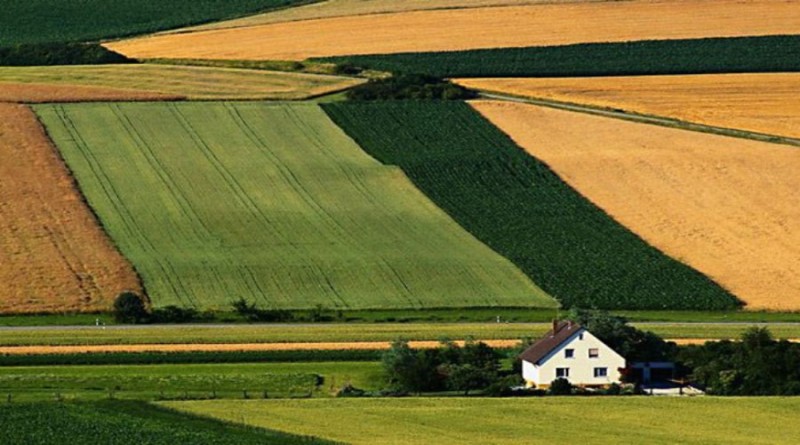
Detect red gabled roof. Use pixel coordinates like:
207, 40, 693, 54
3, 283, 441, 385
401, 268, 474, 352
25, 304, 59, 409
519, 321, 583, 365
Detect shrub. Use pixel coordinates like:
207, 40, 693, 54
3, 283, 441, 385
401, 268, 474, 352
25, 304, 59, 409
231, 298, 294, 322
113, 292, 150, 324
0, 43, 132, 66
346, 74, 477, 101
548, 378, 573, 395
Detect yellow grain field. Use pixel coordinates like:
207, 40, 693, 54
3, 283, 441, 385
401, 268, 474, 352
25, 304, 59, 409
0, 64, 362, 102
0, 104, 142, 313
471, 100, 800, 311
107, 0, 800, 61
456, 74, 800, 140
178, 0, 602, 32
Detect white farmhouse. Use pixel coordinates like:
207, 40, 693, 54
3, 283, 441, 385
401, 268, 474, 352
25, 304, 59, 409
520, 321, 625, 388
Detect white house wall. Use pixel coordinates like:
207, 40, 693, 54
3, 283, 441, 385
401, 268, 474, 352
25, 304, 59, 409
525, 329, 625, 387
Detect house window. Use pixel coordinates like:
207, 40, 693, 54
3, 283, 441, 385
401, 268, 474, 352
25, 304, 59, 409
556, 368, 570, 378
579, 333, 584, 340
594, 367, 608, 378
588, 348, 599, 358
564, 349, 574, 358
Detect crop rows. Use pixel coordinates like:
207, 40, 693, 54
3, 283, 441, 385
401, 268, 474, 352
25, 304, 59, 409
1, 401, 332, 444
36, 102, 550, 310
322, 101, 740, 310
319, 35, 800, 78
0, 0, 314, 46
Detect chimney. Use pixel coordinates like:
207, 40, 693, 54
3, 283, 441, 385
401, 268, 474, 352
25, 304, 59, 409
552, 319, 558, 336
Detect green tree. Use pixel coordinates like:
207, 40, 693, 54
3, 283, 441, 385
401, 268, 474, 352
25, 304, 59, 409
548, 378, 573, 395
113, 291, 149, 324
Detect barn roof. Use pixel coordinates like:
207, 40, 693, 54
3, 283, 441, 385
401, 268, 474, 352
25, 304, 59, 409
519, 321, 584, 365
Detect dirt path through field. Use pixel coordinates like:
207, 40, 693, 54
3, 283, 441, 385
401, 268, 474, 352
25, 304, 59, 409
457, 74, 800, 139
107, 0, 800, 61
471, 100, 800, 311
0, 103, 142, 313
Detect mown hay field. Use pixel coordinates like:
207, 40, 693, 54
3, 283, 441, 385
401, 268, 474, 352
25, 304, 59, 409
458, 74, 800, 139
106, 0, 800, 61
0, 0, 312, 45
36, 102, 551, 311
2, 401, 330, 444
0, 64, 362, 102
471, 101, 800, 310
323, 101, 738, 310
0, 104, 141, 314
165, 397, 800, 445
179, 0, 594, 32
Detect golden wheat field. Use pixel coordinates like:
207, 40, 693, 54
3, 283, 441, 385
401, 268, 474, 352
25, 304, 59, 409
456, 74, 800, 139
471, 100, 800, 311
0, 64, 362, 101
0, 104, 142, 313
107, 0, 800, 61
178, 0, 600, 32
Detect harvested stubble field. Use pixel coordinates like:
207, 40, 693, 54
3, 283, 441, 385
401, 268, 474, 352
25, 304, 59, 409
457, 74, 800, 139
0, 64, 363, 101
0, 104, 140, 314
106, 0, 800, 61
323, 101, 738, 310
36, 102, 550, 311
0, 83, 180, 103
166, 397, 800, 445
471, 101, 800, 310
178, 0, 597, 32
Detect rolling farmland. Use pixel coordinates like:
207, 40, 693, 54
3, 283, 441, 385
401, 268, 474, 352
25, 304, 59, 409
471, 101, 800, 310
0, 104, 141, 314
0, 64, 363, 101
165, 397, 800, 445
0, 0, 313, 45
105, 0, 800, 61
457, 74, 800, 140
36, 102, 551, 311
322, 35, 800, 78
322, 101, 739, 310
2, 401, 332, 444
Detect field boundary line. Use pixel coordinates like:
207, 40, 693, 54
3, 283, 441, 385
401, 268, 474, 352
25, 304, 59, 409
4, 338, 800, 355
476, 91, 800, 148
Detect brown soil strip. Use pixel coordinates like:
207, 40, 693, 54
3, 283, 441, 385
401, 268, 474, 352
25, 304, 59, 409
470, 100, 800, 311
0, 83, 182, 103
0, 103, 142, 313
107, 0, 800, 61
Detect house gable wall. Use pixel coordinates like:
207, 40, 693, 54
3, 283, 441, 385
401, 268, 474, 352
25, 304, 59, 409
523, 329, 625, 387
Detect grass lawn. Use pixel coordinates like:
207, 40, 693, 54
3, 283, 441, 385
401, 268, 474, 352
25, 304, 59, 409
164, 397, 800, 445
0, 362, 382, 402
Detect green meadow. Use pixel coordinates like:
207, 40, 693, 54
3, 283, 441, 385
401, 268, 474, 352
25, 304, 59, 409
166, 397, 800, 445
